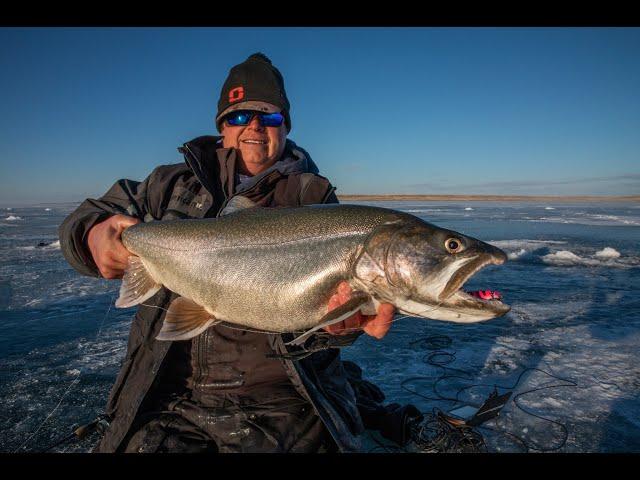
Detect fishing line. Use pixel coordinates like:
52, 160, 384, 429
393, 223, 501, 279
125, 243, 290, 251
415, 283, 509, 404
15, 291, 117, 453
139, 303, 288, 335
140, 301, 440, 337
139, 296, 581, 453
299, 306, 449, 337
509, 304, 627, 395
140, 302, 170, 313
414, 408, 488, 453
393, 325, 583, 453
131, 296, 581, 452
439, 366, 577, 452
14, 374, 83, 453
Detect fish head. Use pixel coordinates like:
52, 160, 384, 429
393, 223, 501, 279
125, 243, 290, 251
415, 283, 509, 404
354, 220, 510, 323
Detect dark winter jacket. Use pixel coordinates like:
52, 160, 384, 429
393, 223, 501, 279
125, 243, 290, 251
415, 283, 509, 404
58, 136, 371, 452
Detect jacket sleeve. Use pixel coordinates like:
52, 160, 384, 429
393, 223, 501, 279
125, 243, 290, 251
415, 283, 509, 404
297, 172, 339, 206
58, 170, 160, 278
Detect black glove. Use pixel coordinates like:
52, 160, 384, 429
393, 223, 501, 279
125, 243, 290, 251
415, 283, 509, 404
375, 403, 424, 446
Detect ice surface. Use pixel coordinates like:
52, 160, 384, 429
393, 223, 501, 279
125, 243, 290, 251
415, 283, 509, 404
489, 240, 636, 269
1, 201, 639, 453
341, 200, 640, 452
536, 214, 640, 226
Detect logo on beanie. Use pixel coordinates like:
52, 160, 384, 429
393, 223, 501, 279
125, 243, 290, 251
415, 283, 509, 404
229, 86, 245, 103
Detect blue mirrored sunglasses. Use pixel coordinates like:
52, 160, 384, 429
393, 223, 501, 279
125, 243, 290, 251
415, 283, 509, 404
224, 110, 285, 127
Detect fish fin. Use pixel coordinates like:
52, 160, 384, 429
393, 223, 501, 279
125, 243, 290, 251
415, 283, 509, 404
156, 297, 219, 341
115, 256, 162, 308
285, 291, 370, 347
220, 196, 259, 216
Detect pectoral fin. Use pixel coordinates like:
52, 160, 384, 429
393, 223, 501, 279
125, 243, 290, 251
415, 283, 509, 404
285, 291, 371, 347
156, 297, 219, 341
115, 256, 162, 308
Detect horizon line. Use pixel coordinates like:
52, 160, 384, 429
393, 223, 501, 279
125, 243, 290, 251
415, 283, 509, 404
1, 194, 639, 207
337, 194, 640, 202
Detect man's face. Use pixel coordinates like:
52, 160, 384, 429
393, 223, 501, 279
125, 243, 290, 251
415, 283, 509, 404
221, 112, 287, 176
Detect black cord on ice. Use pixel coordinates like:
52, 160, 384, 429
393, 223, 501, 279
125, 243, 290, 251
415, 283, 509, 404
396, 333, 580, 453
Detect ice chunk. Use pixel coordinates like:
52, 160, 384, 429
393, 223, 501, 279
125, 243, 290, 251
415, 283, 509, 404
595, 247, 621, 259
508, 248, 527, 260
542, 250, 586, 266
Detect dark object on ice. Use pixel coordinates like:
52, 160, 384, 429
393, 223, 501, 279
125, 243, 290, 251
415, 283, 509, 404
74, 414, 111, 440
406, 389, 511, 453
409, 409, 487, 453
343, 361, 423, 446
466, 390, 512, 427
41, 414, 111, 452
447, 388, 512, 427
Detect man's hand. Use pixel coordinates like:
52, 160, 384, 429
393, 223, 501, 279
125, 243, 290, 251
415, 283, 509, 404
86, 214, 141, 279
324, 282, 395, 339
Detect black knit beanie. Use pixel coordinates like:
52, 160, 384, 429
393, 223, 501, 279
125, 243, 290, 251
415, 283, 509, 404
216, 53, 291, 132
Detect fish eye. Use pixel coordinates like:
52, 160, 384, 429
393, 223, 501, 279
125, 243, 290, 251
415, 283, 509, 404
445, 238, 464, 254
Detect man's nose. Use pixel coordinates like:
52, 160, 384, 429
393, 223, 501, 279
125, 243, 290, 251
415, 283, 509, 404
246, 115, 264, 131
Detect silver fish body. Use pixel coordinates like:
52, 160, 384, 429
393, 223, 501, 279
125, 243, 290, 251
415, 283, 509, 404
117, 202, 510, 341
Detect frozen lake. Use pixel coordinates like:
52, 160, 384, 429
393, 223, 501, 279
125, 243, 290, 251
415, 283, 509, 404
1, 200, 639, 452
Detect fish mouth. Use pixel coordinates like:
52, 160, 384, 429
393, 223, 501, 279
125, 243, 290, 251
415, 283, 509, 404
396, 252, 510, 323
450, 288, 510, 315
438, 252, 510, 315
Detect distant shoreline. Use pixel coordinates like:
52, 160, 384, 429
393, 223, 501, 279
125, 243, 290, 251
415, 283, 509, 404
337, 194, 640, 202
1, 195, 639, 208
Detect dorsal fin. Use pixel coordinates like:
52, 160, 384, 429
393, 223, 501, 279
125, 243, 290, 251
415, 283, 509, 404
220, 196, 259, 216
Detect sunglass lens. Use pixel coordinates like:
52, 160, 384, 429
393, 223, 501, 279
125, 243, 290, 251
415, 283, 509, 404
226, 111, 252, 126
260, 112, 284, 127
225, 111, 284, 127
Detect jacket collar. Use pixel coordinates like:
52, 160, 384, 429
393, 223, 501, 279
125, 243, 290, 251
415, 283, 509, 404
178, 135, 223, 200
179, 135, 321, 199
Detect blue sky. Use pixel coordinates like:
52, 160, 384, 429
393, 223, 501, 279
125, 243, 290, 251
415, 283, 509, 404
1, 27, 639, 204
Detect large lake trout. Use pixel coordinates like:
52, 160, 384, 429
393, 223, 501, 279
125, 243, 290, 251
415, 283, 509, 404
115, 198, 510, 343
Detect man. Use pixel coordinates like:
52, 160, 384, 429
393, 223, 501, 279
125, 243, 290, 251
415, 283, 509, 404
59, 53, 419, 453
